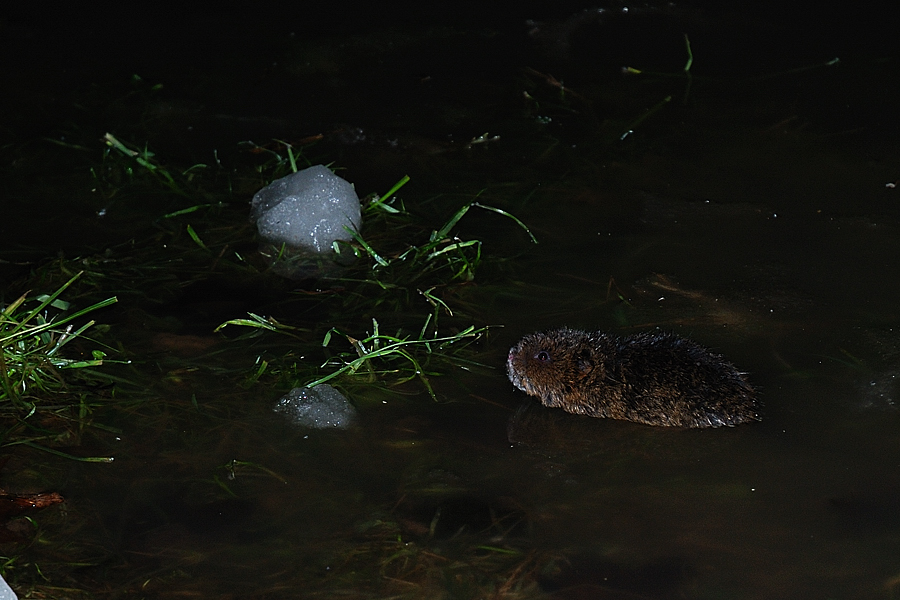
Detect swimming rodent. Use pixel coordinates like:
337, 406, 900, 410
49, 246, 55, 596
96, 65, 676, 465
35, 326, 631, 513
507, 328, 759, 428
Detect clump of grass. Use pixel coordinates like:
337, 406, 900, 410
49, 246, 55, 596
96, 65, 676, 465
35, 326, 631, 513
98, 132, 218, 200
348, 186, 535, 281
216, 166, 534, 395
238, 140, 535, 300
90, 135, 535, 305
69, 136, 533, 397
0, 271, 121, 461
315, 177, 537, 317
218, 314, 490, 397
312, 317, 487, 393
0, 272, 118, 406
300, 502, 543, 599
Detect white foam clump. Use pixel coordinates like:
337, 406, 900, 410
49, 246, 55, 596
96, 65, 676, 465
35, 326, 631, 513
0, 574, 16, 600
274, 384, 358, 429
251, 165, 361, 253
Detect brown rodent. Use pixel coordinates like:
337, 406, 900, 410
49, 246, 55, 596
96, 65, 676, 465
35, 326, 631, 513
507, 328, 759, 428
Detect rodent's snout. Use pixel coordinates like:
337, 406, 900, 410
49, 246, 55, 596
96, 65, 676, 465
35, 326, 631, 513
507, 347, 527, 391
508, 345, 525, 367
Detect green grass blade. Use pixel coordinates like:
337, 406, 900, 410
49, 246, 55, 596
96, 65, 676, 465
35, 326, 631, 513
16, 441, 114, 463
431, 203, 472, 242
344, 226, 389, 267
186, 224, 208, 250
472, 202, 539, 244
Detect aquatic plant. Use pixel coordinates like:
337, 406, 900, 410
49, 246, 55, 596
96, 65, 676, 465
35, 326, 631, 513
215, 162, 535, 394
98, 132, 214, 200
218, 313, 490, 397
0, 272, 117, 406
0, 271, 121, 463
239, 140, 535, 292
9, 133, 533, 406
320, 189, 536, 318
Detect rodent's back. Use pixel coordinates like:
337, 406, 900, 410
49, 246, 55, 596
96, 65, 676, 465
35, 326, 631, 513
507, 328, 758, 428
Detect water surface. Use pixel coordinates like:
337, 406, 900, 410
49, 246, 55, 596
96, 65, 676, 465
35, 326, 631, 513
2, 3, 900, 598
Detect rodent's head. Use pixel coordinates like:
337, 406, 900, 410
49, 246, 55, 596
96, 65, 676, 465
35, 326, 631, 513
507, 328, 599, 407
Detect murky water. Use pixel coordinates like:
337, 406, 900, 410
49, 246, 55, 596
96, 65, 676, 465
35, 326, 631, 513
3, 2, 900, 598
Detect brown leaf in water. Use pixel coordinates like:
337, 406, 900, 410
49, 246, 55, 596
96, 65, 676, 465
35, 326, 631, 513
0, 491, 65, 518
0, 457, 66, 542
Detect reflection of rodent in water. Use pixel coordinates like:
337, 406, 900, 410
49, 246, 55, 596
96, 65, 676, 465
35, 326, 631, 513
507, 328, 759, 428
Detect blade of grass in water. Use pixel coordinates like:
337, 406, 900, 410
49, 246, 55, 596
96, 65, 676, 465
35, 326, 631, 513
185, 224, 208, 250
16, 441, 114, 463
366, 175, 410, 214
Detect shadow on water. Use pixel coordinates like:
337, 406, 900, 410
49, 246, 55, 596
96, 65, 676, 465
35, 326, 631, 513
2, 1, 900, 598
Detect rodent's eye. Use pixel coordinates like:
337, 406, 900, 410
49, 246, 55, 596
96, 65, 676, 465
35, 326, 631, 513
535, 350, 551, 363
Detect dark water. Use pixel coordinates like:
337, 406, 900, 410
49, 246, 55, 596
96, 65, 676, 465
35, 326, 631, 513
3, 2, 900, 598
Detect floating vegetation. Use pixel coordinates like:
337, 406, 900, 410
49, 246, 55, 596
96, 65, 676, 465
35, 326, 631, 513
196, 141, 537, 395
1, 131, 534, 456
0, 272, 120, 460
348, 190, 537, 284
0, 272, 117, 405
219, 314, 491, 397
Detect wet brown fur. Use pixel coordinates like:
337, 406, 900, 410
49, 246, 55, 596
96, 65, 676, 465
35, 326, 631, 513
507, 328, 759, 428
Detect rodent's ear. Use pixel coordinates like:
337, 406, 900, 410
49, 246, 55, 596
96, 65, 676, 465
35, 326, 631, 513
575, 350, 593, 376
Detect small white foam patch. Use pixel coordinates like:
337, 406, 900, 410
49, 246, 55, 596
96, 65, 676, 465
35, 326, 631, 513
251, 165, 361, 253
274, 384, 358, 429
0, 574, 16, 600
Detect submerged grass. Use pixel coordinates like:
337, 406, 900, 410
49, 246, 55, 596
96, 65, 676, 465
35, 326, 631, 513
1, 122, 536, 594
308, 519, 546, 599
341, 192, 536, 292
219, 313, 491, 397
1, 131, 532, 467
195, 139, 537, 395
0, 271, 121, 462
310, 318, 488, 394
